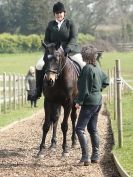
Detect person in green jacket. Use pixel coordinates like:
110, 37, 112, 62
75, 45, 109, 166
36, 1, 86, 99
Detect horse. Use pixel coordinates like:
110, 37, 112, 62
37, 42, 79, 157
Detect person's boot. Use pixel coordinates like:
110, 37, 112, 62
31, 101, 33, 108
76, 130, 90, 165
90, 133, 99, 163
34, 100, 37, 107
36, 69, 44, 99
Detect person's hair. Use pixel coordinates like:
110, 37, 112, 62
29, 66, 35, 73
53, 2, 66, 13
81, 45, 98, 66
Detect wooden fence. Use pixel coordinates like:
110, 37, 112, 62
107, 60, 133, 148
117, 42, 133, 51
0, 73, 27, 114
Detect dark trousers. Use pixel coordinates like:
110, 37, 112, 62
75, 104, 101, 162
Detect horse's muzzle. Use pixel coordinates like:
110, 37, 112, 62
44, 72, 57, 87
47, 78, 55, 87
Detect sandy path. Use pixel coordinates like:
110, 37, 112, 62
0, 104, 120, 177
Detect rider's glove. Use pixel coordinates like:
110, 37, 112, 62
64, 48, 71, 57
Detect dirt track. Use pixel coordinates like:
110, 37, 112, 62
0, 104, 120, 177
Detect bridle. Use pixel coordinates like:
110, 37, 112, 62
44, 49, 67, 80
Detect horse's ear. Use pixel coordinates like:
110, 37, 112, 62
41, 40, 47, 49
55, 41, 61, 50
97, 51, 104, 60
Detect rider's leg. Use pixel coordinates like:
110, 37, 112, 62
36, 56, 45, 99
70, 53, 86, 69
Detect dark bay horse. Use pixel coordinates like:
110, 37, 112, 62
37, 42, 79, 157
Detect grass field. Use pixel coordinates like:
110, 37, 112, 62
101, 52, 133, 176
102, 52, 133, 83
108, 93, 133, 177
0, 51, 133, 75
0, 98, 44, 127
0, 51, 133, 176
0, 52, 43, 74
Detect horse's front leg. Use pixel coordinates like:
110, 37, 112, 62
61, 104, 71, 156
71, 104, 78, 148
50, 105, 61, 149
37, 100, 51, 158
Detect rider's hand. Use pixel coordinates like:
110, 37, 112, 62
75, 103, 81, 109
64, 48, 71, 57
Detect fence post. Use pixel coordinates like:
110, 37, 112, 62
111, 69, 114, 98
116, 59, 123, 148
18, 74, 21, 109
9, 74, 12, 111
108, 69, 111, 104
0, 74, 2, 113
3, 72, 7, 113
13, 73, 17, 110
114, 67, 117, 120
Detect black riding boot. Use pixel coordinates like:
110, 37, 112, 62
76, 130, 90, 163
90, 132, 99, 163
36, 69, 44, 99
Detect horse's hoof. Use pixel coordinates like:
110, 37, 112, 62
71, 144, 76, 148
36, 150, 46, 158
71, 143, 78, 149
62, 151, 69, 158
50, 147, 56, 152
49, 144, 56, 150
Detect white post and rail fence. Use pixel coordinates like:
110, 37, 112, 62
0, 73, 27, 114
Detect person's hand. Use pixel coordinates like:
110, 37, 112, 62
75, 103, 81, 109
64, 48, 71, 57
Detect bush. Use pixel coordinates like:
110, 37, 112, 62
0, 33, 95, 53
0, 33, 42, 53
78, 33, 95, 45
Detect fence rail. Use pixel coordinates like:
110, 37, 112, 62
0, 73, 27, 114
117, 42, 133, 51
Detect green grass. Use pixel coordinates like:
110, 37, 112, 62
108, 93, 133, 177
0, 52, 43, 74
101, 52, 133, 176
0, 97, 44, 128
0, 52, 44, 127
102, 51, 133, 72
101, 52, 133, 85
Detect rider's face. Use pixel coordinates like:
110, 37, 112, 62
54, 11, 65, 21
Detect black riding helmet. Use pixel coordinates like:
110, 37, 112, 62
53, 2, 66, 13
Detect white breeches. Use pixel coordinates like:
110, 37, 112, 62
36, 56, 44, 70
70, 53, 86, 69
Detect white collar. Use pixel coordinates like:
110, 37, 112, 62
56, 19, 64, 30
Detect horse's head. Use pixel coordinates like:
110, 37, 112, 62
42, 41, 65, 87
96, 50, 104, 62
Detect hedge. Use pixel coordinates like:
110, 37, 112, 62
0, 33, 95, 53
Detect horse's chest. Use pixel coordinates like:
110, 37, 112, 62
45, 86, 68, 102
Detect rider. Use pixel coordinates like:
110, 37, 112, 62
36, 1, 86, 99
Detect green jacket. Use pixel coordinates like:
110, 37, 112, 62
44, 19, 81, 55
75, 62, 109, 105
